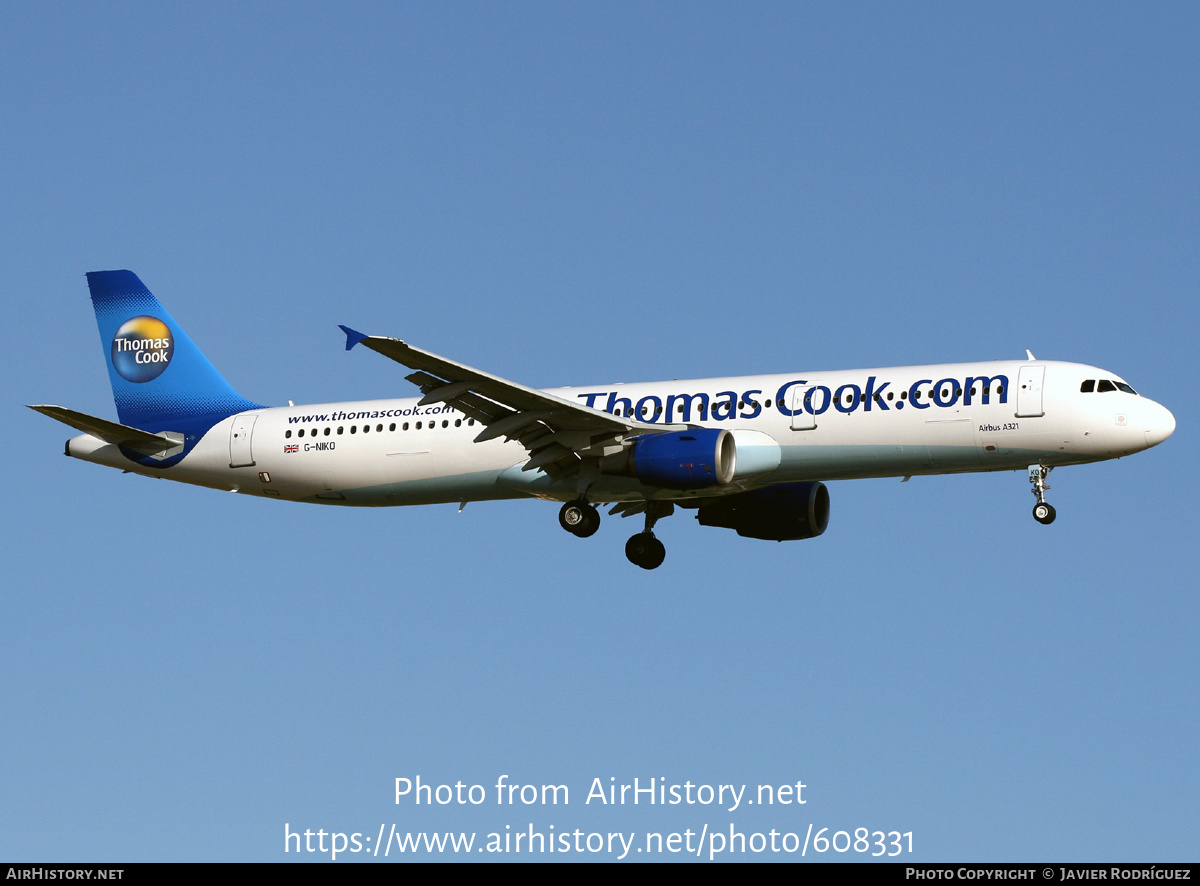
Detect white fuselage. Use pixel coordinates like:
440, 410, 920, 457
65, 359, 1176, 507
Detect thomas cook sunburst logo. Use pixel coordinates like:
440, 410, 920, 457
111, 316, 174, 383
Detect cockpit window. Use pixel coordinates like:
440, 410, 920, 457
1082, 378, 1137, 394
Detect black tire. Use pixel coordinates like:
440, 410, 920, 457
560, 501, 600, 537
1033, 502, 1056, 525
625, 532, 666, 569
559, 501, 585, 533
576, 504, 600, 537
642, 535, 666, 569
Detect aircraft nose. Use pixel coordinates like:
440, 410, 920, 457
1144, 401, 1176, 448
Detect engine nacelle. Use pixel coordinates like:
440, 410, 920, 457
696, 481, 830, 541
602, 428, 736, 489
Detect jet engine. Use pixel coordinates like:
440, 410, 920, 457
599, 427, 785, 490
694, 481, 830, 541
601, 428, 736, 489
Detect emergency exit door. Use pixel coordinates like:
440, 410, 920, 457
229, 414, 258, 467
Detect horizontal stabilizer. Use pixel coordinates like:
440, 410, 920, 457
28, 405, 184, 458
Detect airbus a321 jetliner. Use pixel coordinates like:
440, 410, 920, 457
32, 271, 1175, 569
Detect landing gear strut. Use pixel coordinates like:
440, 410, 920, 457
559, 499, 600, 537
625, 502, 673, 570
1028, 464, 1056, 525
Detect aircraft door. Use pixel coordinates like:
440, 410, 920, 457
790, 385, 817, 431
1016, 366, 1046, 418
229, 413, 258, 467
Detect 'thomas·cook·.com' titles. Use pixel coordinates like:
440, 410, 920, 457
574, 374, 1010, 422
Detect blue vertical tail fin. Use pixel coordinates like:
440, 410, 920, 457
87, 270, 262, 432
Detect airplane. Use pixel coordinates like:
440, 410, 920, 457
31, 270, 1176, 569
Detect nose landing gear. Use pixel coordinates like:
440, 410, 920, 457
1029, 464, 1056, 524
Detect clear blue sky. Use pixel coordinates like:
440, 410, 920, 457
3, 1, 1196, 861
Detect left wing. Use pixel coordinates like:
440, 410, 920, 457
340, 327, 685, 477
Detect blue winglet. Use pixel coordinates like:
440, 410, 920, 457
339, 325, 369, 351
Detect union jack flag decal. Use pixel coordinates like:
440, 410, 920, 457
284, 444, 298, 453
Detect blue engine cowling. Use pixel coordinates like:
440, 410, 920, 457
694, 481, 830, 540
628, 428, 736, 489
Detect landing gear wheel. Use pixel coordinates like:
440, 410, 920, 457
1033, 502, 1056, 525
559, 500, 600, 537
625, 532, 666, 570
1028, 464, 1056, 525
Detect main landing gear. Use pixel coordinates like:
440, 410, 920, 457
625, 502, 673, 570
625, 533, 665, 571
559, 499, 601, 537
558, 497, 674, 569
1028, 464, 1056, 525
